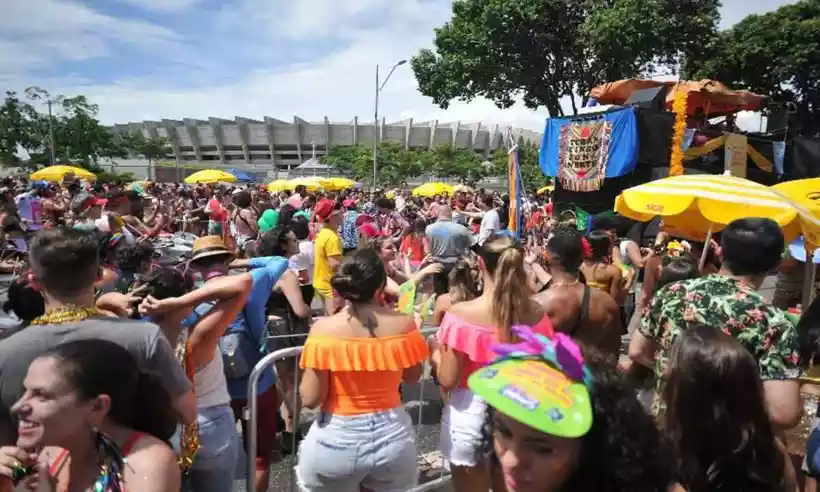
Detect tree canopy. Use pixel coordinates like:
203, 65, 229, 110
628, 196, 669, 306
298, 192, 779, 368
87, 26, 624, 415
0, 88, 171, 171
686, 0, 820, 134
412, 0, 720, 116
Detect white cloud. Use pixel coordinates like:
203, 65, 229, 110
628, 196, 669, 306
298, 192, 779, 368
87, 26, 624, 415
1, 0, 790, 135
115, 0, 204, 13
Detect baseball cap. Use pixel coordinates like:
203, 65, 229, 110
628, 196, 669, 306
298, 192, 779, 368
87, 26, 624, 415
468, 326, 593, 439
257, 209, 280, 233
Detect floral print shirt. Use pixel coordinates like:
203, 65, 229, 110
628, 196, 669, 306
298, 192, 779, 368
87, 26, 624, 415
639, 274, 801, 414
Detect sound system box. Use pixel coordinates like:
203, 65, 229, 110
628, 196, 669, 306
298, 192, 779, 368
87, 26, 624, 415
625, 86, 668, 111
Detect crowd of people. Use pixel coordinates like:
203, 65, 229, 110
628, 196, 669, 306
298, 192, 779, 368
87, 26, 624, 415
0, 175, 816, 492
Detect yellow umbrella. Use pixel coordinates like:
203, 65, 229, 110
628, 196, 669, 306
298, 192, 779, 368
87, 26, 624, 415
266, 179, 292, 193
326, 177, 358, 190
412, 182, 454, 197
537, 185, 555, 195
30, 165, 96, 182
771, 178, 820, 249
771, 178, 820, 308
614, 174, 817, 245
184, 169, 237, 184
288, 177, 325, 192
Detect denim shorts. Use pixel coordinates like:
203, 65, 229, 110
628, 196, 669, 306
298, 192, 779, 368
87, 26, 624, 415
440, 388, 487, 468
295, 407, 418, 492
173, 404, 240, 492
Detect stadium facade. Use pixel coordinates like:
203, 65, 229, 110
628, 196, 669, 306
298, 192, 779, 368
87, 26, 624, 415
108, 116, 542, 181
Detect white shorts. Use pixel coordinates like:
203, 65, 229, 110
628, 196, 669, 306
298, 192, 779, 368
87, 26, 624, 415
440, 388, 487, 468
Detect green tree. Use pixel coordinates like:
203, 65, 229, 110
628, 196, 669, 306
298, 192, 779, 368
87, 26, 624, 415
0, 92, 40, 167
423, 144, 487, 184
322, 142, 425, 187
490, 141, 550, 192
686, 0, 820, 134
120, 132, 172, 180
412, 0, 720, 115
24, 87, 123, 170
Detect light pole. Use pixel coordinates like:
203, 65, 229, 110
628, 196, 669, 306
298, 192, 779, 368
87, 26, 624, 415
372, 59, 406, 190
47, 99, 56, 166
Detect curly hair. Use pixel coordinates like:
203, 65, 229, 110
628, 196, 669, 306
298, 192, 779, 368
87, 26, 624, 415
479, 347, 676, 492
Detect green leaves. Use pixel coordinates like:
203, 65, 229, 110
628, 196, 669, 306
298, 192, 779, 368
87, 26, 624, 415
686, 0, 820, 134
322, 142, 491, 188
412, 0, 721, 115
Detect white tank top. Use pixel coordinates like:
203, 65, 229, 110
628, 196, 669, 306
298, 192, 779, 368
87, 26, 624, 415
177, 330, 231, 409
194, 346, 231, 408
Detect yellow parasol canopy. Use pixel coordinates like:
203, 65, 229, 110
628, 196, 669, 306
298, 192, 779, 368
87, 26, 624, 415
184, 169, 237, 184
288, 177, 326, 192
614, 174, 817, 244
326, 177, 358, 190
537, 185, 555, 195
266, 179, 292, 193
412, 182, 454, 197
771, 178, 820, 249
30, 165, 96, 182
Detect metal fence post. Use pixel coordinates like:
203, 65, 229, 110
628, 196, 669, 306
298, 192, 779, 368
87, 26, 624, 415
245, 347, 303, 492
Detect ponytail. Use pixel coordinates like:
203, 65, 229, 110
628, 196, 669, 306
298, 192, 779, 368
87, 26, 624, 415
480, 235, 533, 343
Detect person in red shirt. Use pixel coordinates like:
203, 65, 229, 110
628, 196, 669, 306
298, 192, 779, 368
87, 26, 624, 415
400, 218, 429, 268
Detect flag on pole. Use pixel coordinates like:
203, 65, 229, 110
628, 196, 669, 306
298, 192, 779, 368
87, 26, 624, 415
507, 134, 523, 238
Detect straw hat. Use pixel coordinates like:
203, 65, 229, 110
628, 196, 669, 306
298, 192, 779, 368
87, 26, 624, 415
190, 235, 234, 262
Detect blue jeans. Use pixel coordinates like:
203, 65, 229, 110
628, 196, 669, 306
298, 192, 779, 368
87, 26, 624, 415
174, 404, 240, 492
295, 407, 417, 492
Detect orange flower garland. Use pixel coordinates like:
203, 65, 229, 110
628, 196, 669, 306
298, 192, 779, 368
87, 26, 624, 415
669, 89, 689, 176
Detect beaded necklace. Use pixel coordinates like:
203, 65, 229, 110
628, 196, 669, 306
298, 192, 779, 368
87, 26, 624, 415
30, 305, 106, 325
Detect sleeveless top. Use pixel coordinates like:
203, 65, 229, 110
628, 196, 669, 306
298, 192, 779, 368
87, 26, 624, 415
437, 313, 555, 388
175, 329, 231, 409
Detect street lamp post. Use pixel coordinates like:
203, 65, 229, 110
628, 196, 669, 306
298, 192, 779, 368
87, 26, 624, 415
47, 99, 56, 166
372, 59, 406, 190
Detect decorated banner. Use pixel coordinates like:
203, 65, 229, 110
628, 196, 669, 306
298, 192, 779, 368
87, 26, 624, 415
539, 106, 639, 192
724, 133, 748, 178
508, 140, 524, 238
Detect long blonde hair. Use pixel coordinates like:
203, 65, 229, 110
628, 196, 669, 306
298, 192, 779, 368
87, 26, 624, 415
448, 252, 481, 303
478, 234, 533, 342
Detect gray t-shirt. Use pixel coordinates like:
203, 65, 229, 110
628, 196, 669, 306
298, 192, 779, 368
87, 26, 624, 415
426, 220, 472, 264
0, 317, 191, 444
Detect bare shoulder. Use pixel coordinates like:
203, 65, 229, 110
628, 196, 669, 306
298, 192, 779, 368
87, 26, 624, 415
446, 298, 482, 318
668, 484, 687, 492
306, 314, 339, 336
373, 309, 416, 335
126, 435, 180, 490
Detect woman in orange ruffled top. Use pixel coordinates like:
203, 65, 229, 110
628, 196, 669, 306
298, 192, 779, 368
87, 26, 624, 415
296, 248, 429, 492
432, 233, 554, 492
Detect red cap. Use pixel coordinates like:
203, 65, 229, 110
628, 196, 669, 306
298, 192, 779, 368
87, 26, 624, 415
358, 222, 380, 239
314, 199, 335, 221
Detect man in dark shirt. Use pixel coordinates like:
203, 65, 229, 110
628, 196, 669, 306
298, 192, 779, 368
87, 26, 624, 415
0, 228, 195, 445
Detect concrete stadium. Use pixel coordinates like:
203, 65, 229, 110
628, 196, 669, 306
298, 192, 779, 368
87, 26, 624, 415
107, 116, 542, 181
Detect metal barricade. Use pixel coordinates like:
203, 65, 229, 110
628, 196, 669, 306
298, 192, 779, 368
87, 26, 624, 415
245, 327, 452, 492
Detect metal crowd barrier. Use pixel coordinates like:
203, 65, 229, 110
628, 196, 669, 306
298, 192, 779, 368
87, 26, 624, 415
245, 327, 451, 492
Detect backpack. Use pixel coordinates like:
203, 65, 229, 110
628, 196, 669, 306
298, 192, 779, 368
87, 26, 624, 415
183, 302, 264, 380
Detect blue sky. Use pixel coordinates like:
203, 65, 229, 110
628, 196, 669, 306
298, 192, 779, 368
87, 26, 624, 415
0, 0, 797, 130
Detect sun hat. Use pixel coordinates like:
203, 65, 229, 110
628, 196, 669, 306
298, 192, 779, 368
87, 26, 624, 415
257, 209, 280, 233
468, 326, 594, 439
190, 235, 234, 263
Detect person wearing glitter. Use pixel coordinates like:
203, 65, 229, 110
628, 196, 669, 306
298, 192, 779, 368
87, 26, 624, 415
0, 339, 179, 491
